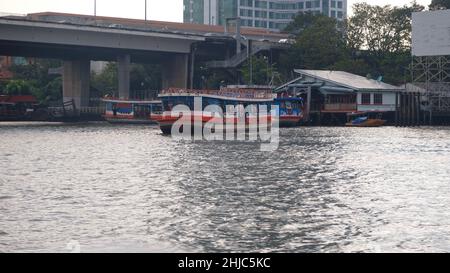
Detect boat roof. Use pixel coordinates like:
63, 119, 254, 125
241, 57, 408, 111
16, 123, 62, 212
276, 70, 404, 92
295, 70, 404, 91
159, 88, 275, 102
101, 98, 161, 104
275, 97, 303, 101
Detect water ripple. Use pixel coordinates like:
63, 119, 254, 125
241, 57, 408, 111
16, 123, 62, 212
1, 123, 450, 252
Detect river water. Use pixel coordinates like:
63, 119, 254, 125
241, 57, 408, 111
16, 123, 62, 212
1, 122, 450, 253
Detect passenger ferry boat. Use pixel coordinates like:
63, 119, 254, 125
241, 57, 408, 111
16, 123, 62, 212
275, 97, 304, 127
102, 98, 162, 124
152, 87, 276, 135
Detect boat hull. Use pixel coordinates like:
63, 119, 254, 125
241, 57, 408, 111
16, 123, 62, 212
154, 114, 273, 135
345, 119, 387, 127
104, 116, 157, 125
279, 116, 303, 127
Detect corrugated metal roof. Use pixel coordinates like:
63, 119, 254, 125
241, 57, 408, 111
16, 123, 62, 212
294, 69, 404, 91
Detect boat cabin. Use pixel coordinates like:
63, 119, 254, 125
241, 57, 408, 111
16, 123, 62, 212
102, 98, 162, 124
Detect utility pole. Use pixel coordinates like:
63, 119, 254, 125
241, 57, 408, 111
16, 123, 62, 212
94, 0, 97, 17
145, 0, 147, 21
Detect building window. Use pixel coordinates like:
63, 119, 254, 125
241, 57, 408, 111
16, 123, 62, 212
374, 94, 383, 105
255, 0, 267, 8
337, 11, 343, 18
240, 0, 253, 7
331, 10, 336, 17
331, 0, 336, 8
255, 10, 267, 18
337, 1, 343, 9
361, 93, 371, 105
306, 1, 312, 9
255, 20, 267, 28
242, 19, 253, 27
240, 9, 253, 17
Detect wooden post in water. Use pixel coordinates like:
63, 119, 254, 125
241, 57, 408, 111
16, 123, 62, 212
411, 93, 416, 127
395, 92, 399, 127
405, 93, 411, 127
399, 92, 402, 126
400, 92, 405, 127
408, 93, 414, 126
306, 86, 312, 124
416, 93, 421, 126
429, 109, 433, 126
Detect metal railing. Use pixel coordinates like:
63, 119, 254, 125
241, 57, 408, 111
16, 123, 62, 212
79, 106, 105, 115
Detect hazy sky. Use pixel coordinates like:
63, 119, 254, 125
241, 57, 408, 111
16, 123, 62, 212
0, 0, 432, 22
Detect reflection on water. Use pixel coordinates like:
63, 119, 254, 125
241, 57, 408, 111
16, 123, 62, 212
1, 122, 450, 253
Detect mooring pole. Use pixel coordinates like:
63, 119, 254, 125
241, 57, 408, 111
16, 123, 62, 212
417, 93, 421, 126
409, 93, 416, 127
429, 109, 433, 126
306, 86, 312, 124
395, 92, 399, 127
398, 92, 405, 127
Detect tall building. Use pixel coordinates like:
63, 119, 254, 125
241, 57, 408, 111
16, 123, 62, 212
183, 0, 347, 31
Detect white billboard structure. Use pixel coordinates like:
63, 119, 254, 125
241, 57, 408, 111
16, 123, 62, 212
411, 10, 450, 115
412, 10, 450, 57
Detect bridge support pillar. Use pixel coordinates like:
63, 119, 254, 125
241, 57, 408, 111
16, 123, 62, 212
117, 54, 131, 99
63, 60, 90, 108
162, 54, 189, 89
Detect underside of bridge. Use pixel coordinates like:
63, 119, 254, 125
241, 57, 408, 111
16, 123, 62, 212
0, 15, 287, 108
0, 18, 204, 108
0, 39, 193, 107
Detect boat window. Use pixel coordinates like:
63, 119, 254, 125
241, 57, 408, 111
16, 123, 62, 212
204, 98, 221, 111
152, 104, 163, 113
134, 104, 150, 119
112, 103, 118, 116
162, 99, 173, 111
285, 101, 293, 109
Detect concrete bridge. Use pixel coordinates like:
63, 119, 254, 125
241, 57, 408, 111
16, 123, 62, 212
0, 12, 288, 108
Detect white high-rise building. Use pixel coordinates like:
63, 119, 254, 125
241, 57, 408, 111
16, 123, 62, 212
184, 0, 348, 31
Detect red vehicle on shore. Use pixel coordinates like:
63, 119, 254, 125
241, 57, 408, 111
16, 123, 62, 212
0, 95, 39, 121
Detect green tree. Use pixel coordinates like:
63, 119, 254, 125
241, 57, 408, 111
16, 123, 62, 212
90, 62, 118, 96
344, 2, 424, 84
281, 14, 347, 72
429, 0, 450, 9
4, 79, 34, 95
240, 55, 279, 86
346, 2, 424, 55
41, 77, 62, 102
7, 59, 63, 103
130, 63, 161, 91
91, 62, 162, 97
284, 11, 319, 35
